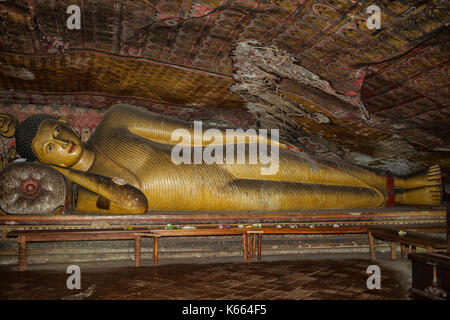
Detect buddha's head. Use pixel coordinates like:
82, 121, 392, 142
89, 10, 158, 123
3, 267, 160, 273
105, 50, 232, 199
8, 146, 17, 159
15, 114, 83, 167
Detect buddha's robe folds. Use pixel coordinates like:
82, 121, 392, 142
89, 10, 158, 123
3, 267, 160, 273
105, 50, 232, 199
83, 105, 405, 212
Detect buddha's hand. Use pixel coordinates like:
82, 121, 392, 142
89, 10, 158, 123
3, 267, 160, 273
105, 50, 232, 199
49, 165, 148, 214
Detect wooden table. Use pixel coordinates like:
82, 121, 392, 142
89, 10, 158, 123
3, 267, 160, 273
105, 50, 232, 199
151, 228, 252, 263
367, 227, 447, 262
150, 226, 366, 263
9, 225, 431, 269
7, 228, 261, 269
7, 229, 159, 271
134, 232, 161, 265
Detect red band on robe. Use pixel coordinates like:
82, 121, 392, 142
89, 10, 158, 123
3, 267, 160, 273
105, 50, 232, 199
386, 175, 395, 207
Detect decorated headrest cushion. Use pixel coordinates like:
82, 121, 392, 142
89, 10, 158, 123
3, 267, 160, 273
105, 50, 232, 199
0, 162, 67, 215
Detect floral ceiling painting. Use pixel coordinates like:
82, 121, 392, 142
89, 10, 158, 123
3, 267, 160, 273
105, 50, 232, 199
0, 0, 448, 179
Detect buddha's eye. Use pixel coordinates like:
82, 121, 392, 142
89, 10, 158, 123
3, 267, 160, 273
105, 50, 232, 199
54, 127, 60, 137
46, 143, 53, 153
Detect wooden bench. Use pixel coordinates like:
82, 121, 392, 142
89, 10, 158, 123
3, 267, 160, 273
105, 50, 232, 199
10, 225, 441, 269
367, 227, 447, 261
9, 226, 367, 268
150, 226, 367, 263
7, 229, 159, 271
7, 228, 254, 269
150, 228, 253, 262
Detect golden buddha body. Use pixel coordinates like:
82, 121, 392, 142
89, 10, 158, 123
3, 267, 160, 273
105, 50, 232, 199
5, 104, 442, 214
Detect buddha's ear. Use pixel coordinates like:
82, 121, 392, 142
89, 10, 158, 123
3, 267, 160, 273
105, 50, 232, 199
57, 117, 81, 137
57, 117, 73, 130
57, 117, 68, 124
0, 114, 18, 138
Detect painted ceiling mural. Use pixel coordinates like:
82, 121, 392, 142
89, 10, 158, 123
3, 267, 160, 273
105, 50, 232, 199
0, 0, 449, 177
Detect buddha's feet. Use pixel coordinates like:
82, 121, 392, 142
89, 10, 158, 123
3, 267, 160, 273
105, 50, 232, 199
396, 184, 442, 206
395, 164, 442, 190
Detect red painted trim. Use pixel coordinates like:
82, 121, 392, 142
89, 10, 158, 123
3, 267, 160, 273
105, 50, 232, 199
386, 175, 395, 207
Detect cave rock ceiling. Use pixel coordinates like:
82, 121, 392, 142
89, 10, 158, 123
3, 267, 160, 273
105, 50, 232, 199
0, 0, 449, 175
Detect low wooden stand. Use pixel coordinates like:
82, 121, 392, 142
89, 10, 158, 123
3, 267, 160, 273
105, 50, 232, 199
367, 227, 447, 261
133, 233, 161, 266
8, 229, 159, 271
151, 226, 365, 263
150, 228, 252, 263
7, 225, 370, 269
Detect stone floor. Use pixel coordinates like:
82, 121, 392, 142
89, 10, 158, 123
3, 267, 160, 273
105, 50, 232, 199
0, 253, 412, 300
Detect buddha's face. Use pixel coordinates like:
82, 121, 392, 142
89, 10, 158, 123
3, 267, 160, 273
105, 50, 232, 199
32, 119, 83, 167
8, 147, 17, 159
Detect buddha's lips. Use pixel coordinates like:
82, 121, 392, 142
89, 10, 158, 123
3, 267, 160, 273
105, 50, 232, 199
68, 143, 76, 153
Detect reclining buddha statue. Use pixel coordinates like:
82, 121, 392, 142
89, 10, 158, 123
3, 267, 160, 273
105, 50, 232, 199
0, 104, 442, 214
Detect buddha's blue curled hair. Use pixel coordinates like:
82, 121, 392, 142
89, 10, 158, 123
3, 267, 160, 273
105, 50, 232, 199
15, 114, 57, 161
